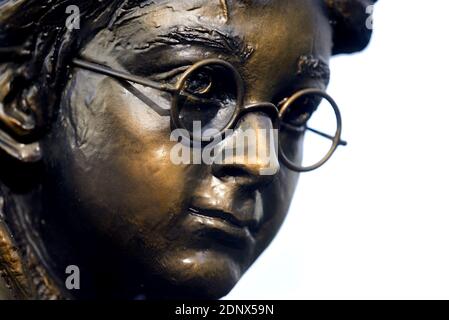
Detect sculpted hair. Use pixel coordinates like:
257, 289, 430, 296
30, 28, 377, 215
0, 0, 125, 134
0, 0, 377, 136
326, 0, 377, 54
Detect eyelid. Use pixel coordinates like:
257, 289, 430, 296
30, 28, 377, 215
275, 85, 319, 109
149, 65, 190, 82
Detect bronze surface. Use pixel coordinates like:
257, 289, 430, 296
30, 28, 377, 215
0, 0, 376, 299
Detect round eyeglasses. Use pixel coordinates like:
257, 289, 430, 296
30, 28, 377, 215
72, 57, 347, 172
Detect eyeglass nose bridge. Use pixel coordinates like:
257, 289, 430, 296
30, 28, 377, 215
237, 102, 280, 128
171, 58, 285, 142
166, 59, 345, 173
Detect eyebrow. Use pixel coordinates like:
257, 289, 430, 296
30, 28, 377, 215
155, 26, 254, 63
156, 28, 330, 83
296, 55, 331, 84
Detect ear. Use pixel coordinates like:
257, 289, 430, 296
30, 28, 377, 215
0, 63, 41, 162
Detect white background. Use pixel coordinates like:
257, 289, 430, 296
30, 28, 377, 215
226, 0, 449, 300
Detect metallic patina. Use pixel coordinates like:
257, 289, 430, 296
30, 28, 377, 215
0, 0, 376, 299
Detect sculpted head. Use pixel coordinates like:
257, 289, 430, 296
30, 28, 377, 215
0, 0, 375, 299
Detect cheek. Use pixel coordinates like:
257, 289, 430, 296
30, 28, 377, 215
50, 72, 192, 235
256, 165, 300, 253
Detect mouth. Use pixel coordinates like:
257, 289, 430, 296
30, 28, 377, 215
186, 207, 256, 249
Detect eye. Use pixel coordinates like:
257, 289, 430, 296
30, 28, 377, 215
175, 62, 240, 136
184, 70, 213, 96
146, 65, 191, 84
280, 93, 321, 127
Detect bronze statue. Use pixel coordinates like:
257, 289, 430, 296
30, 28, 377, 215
0, 0, 376, 300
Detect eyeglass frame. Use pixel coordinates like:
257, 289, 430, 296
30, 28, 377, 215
71, 57, 346, 172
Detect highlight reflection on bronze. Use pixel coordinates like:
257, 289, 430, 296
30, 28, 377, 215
0, 0, 376, 299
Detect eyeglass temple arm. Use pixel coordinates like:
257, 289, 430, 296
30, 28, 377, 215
4, 54, 348, 147
73, 58, 223, 113
72, 58, 177, 94
306, 126, 347, 146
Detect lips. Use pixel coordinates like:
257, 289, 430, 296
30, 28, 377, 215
188, 206, 257, 230
189, 208, 243, 228
186, 206, 257, 249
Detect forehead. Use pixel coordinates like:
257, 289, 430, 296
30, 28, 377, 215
108, 0, 331, 55
85, 0, 332, 97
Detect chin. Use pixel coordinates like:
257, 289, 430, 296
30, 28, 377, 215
143, 249, 246, 299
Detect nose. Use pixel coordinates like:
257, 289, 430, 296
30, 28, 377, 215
211, 109, 280, 188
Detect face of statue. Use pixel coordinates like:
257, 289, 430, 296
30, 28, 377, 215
38, 0, 332, 298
